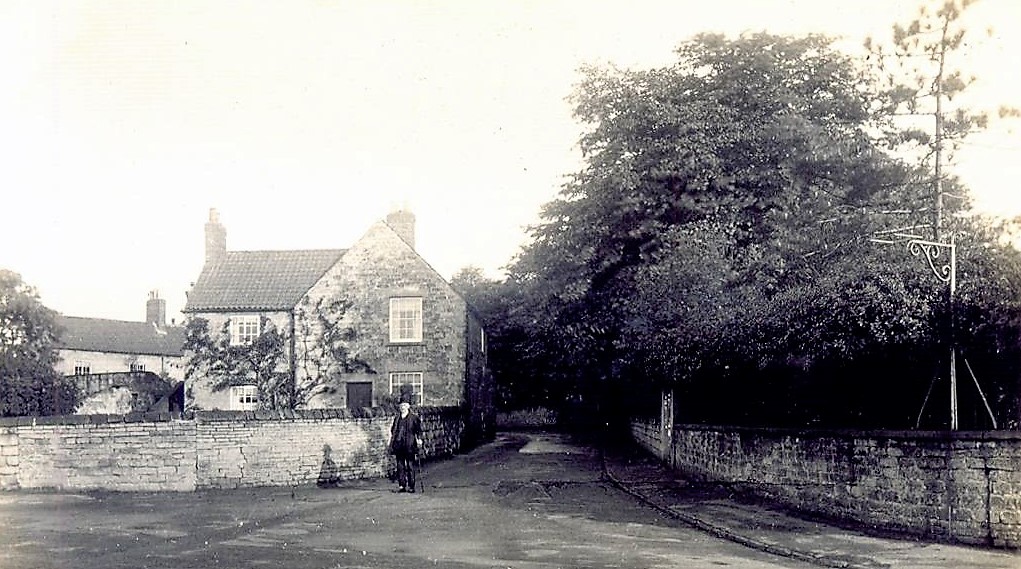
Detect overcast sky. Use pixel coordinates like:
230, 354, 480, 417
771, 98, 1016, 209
2, 0, 1018, 323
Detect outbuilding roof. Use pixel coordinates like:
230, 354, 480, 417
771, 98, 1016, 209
183, 249, 346, 312
56, 316, 185, 357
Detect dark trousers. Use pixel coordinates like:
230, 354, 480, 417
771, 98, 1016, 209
395, 452, 416, 490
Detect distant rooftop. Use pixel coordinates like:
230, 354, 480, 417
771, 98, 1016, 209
56, 316, 185, 357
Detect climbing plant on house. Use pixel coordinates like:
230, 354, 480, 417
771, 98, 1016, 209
183, 316, 289, 410
293, 295, 373, 407
183, 295, 370, 411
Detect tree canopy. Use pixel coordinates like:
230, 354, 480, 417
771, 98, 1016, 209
0, 269, 79, 416
493, 30, 1021, 430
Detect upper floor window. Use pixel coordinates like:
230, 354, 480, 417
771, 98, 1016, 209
231, 315, 261, 346
389, 297, 422, 343
230, 385, 258, 411
74, 361, 91, 376
130, 362, 145, 373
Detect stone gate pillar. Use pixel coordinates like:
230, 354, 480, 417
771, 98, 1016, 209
660, 388, 674, 464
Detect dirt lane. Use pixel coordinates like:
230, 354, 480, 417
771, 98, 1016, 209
0, 433, 813, 569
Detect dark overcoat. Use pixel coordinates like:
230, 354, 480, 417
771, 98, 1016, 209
390, 412, 422, 456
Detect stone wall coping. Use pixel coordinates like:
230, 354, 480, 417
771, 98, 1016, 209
674, 423, 1021, 442
0, 405, 460, 427
193, 405, 457, 422
0, 413, 178, 427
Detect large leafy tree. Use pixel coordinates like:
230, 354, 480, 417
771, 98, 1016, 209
0, 269, 79, 416
503, 30, 1021, 430
509, 33, 914, 425
450, 267, 551, 410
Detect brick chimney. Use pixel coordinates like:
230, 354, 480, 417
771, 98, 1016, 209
146, 290, 166, 328
386, 207, 415, 250
205, 208, 227, 263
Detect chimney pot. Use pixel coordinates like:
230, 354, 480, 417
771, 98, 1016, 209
205, 207, 227, 263
146, 291, 167, 328
386, 207, 416, 250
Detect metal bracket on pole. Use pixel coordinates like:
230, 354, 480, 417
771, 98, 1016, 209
907, 237, 956, 295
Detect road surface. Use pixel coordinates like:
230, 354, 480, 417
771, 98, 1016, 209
0, 432, 816, 568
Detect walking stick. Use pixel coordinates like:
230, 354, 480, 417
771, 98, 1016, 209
416, 451, 424, 493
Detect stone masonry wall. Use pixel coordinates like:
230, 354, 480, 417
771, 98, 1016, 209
0, 426, 19, 490
631, 420, 1021, 548
194, 410, 393, 488
463, 311, 495, 443
630, 417, 664, 455
495, 408, 560, 430
0, 406, 463, 492
0, 415, 196, 492
196, 406, 463, 489
310, 221, 470, 407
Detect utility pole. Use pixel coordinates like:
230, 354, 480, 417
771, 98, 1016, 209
874, 1, 1005, 430
933, 9, 949, 242
908, 236, 957, 429
927, 7, 953, 424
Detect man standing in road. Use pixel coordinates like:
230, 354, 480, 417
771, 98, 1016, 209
390, 394, 423, 493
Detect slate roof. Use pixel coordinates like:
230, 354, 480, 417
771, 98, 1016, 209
183, 249, 346, 312
56, 316, 185, 357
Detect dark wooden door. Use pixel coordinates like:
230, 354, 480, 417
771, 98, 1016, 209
346, 382, 372, 409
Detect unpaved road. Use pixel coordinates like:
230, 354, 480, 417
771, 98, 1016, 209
0, 432, 814, 568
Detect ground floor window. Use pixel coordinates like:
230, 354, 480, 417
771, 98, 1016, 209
389, 372, 423, 405
229, 385, 258, 411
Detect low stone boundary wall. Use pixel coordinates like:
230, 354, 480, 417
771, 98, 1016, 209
1, 416, 197, 492
495, 408, 559, 429
631, 420, 1021, 548
630, 418, 664, 454
0, 406, 463, 492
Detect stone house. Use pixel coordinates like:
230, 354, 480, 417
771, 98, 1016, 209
56, 292, 186, 382
55, 292, 186, 414
182, 208, 493, 435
